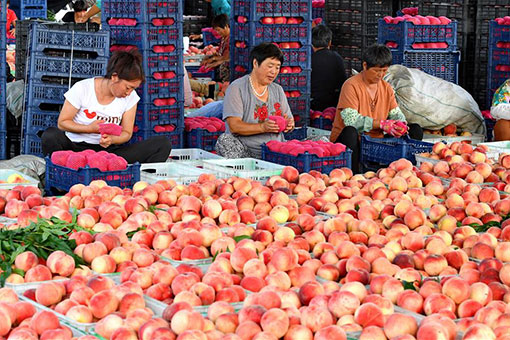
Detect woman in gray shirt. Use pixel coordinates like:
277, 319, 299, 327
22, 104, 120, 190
216, 43, 295, 159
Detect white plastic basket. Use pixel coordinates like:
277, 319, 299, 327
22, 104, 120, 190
307, 127, 331, 138
0, 169, 39, 190
168, 148, 224, 164
140, 162, 209, 185
479, 141, 510, 160
203, 158, 284, 181
423, 133, 485, 145
415, 154, 441, 167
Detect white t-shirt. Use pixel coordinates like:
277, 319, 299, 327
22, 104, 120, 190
64, 78, 140, 144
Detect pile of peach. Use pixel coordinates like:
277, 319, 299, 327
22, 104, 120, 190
5, 155, 510, 339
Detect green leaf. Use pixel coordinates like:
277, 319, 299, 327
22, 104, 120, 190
233, 235, 251, 243
212, 250, 220, 262
401, 280, 417, 291
12, 268, 25, 276
126, 227, 146, 239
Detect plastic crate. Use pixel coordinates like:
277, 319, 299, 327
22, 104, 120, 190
202, 28, 221, 46
185, 128, 222, 152
404, 137, 434, 164
274, 70, 311, 91
203, 158, 284, 181
107, 24, 183, 52
186, 64, 215, 79
130, 127, 184, 149
233, 0, 312, 21
138, 77, 184, 104
102, 0, 182, 22
312, 7, 324, 20
392, 50, 460, 84
184, 0, 211, 16
0, 130, 6, 160
135, 103, 184, 130
168, 148, 224, 163
261, 144, 352, 174
21, 0, 47, 20
30, 22, 110, 57
287, 95, 310, 125
422, 133, 485, 145
231, 45, 311, 74
378, 19, 458, 51
311, 117, 333, 130
232, 21, 312, 45
0, 169, 39, 189
26, 81, 68, 107
29, 55, 108, 80
45, 157, 140, 194
21, 133, 44, 156
283, 126, 307, 140
140, 161, 209, 184
479, 141, 510, 160
23, 107, 60, 136
360, 135, 407, 167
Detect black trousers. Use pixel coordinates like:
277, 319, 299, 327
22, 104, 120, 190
41, 127, 172, 164
335, 124, 423, 174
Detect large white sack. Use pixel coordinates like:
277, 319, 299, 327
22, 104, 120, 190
383, 65, 485, 135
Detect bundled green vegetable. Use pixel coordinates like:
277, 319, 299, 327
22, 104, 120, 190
0, 213, 94, 286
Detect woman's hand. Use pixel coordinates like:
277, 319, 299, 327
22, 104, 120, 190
99, 134, 114, 148
261, 120, 280, 133
87, 119, 105, 133
284, 118, 295, 132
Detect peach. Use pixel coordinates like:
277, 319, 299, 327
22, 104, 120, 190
24, 264, 52, 282
353, 302, 384, 328
30, 310, 60, 335
35, 282, 63, 306
397, 290, 424, 314
327, 290, 359, 317
300, 305, 333, 333
283, 324, 313, 340
470, 282, 492, 306
384, 313, 418, 338
423, 293, 456, 315
171, 310, 204, 335
314, 325, 346, 340
88, 289, 119, 319
359, 325, 386, 340
463, 323, 496, 340
442, 276, 470, 304
423, 254, 447, 276
458, 299, 483, 318
14, 251, 39, 272
416, 322, 451, 340
66, 305, 94, 323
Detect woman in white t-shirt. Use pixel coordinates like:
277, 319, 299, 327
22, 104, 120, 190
41, 50, 172, 163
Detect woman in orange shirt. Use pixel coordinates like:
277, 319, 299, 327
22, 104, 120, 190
330, 44, 423, 173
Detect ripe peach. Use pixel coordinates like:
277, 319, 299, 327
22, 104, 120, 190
30, 310, 60, 335
442, 276, 471, 304
353, 302, 384, 328
384, 313, 418, 338
35, 282, 63, 306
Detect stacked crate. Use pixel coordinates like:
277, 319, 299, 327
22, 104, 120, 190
487, 20, 510, 109
15, 20, 101, 81
325, 0, 392, 76
102, 0, 184, 148
20, 0, 47, 19
0, 0, 6, 159
183, 0, 210, 36
473, 1, 510, 109
230, 0, 313, 126
398, 1, 477, 99
378, 18, 460, 83
21, 22, 110, 156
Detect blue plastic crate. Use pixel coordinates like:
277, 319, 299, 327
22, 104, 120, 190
232, 22, 311, 45
22, 133, 44, 156
233, 0, 312, 21
312, 7, 324, 20
360, 135, 407, 168
378, 19, 458, 51
29, 55, 108, 80
391, 50, 460, 84
137, 77, 184, 104
185, 128, 222, 151
283, 125, 307, 140
404, 137, 433, 164
30, 23, 110, 56
0, 130, 6, 160
26, 81, 68, 107
135, 102, 184, 130
311, 117, 333, 130
23, 107, 60, 136
186, 65, 215, 79
107, 23, 183, 51
274, 70, 311, 91
202, 28, 221, 46
287, 95, 310, 126
45, 157, 140, 194
130, 127, 184, 148
261, 144, 352, 174
102, 0, 182, 22
489, 21, 510, 46
21, 0, 47, 19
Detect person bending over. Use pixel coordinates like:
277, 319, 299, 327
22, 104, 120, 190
216, 43, 294, 159
62, 0, 89, 23
330, 44, 423, 173
490, 79, 510, 141
201, 14, 231, 82
311, 25, 347, 111
41, 50, 172, 164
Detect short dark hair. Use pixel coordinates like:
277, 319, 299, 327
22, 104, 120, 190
73, 0, 87, 12
212, 14, 229, 29
105, 50, 145, 82
363, 44, 393, 68
312, 25, 332, 48
249, 43, 284, 68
